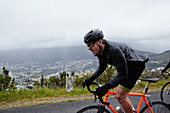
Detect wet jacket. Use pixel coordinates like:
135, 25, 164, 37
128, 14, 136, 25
91, 40, 148, 88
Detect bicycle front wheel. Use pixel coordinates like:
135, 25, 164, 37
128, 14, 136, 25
77, 105, 110, 113
140, 101, 170, 113
160, 82, 170, 104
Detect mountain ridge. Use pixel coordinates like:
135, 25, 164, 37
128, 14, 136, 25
0, 46, 169, 69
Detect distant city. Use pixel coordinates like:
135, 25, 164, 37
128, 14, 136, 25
0, 58, 98, 85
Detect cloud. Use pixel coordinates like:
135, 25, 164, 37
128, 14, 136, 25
0, 0, 170, 52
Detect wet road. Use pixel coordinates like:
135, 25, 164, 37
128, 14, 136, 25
0, 92, 164, 113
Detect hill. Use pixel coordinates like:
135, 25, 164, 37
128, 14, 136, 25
0, 46, 94, 65
147, 50, 170, 69
0, 46, 169, 69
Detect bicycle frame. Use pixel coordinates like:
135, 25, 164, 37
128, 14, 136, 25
102, 91, 153, 113
81, 79, 159, 113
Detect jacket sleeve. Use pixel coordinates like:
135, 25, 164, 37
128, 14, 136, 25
91, 58, 107, 80
109, 47, 128, 88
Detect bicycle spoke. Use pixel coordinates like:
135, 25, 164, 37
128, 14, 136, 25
140, 102, 170, 113
161, 82, 170, 104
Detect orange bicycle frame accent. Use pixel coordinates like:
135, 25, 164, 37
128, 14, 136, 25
102, 90, 153, 113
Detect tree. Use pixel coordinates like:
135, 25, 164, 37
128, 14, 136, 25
3, 67, 10, 90
9, 78, 16, 90
74, 65, 117, 86
59, 71, 68, 88
0, 67, 15, 91
40, 75, 44, 87
0, 74, 5, 91
48, 76, 60, 88
34, 81, 40, 86
74, 71, 93, 87
71, 72, 75, 77
96, 65, 117, 84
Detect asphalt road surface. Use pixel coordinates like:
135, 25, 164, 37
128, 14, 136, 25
0, 92, 165, 113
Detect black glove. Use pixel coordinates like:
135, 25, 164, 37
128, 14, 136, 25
83, 75, 96, 86
95, 83, 111, 97
161, 69, 166, 73
83, 78, 93, 87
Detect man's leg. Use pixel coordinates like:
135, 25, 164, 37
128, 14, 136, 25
115, 87, 133, 113
115, 62, 145, 112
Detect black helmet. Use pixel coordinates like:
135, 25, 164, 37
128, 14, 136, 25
84, 29, 104, 44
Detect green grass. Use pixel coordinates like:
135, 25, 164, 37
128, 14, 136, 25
139, 78, 169, 88
0, 86, 90, 103
0, 78, 169, 104
133, 78, 170, 92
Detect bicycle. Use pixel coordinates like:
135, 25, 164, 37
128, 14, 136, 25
160, 72, 170, 105
77, 78, 170, 113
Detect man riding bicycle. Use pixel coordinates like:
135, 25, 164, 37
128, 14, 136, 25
83, 29, 149, 113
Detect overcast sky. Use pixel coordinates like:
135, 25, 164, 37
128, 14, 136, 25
0, 0, 170, 53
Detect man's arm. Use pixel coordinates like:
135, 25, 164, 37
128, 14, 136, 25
83, 59, 107, 86
91, 59, 107, 80
109, 48, 128, 88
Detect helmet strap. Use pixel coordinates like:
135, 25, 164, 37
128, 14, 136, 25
96, 41, 102, 55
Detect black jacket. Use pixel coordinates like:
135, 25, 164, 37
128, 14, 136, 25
91, 40, 148, 88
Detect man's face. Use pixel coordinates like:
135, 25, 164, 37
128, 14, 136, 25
86, 41, 100, 56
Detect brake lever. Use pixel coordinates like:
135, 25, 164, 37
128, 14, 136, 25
83, 82, 110, 105
94, 94, 97, 103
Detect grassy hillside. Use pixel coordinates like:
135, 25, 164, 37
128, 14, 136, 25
147, 50, 170, 69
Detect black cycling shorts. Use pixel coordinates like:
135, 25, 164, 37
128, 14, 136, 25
119, 63, 145, 92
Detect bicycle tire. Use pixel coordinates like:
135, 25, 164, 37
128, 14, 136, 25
160, 82, 170, 104
140, 101, 170, 113
77, 105, 110, 113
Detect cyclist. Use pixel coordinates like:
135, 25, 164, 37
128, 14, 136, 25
161, 60, 170, 73
83, 29, 149, 113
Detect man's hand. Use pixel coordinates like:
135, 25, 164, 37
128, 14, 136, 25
95, 83, 111, 97
161, 69, 166, 73
83, 78, 93, 87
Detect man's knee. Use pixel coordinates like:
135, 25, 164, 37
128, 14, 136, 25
115, 94, 126, 103
115, 88, 128, 104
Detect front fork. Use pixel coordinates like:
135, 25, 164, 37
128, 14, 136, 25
98, 105, 106, 113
